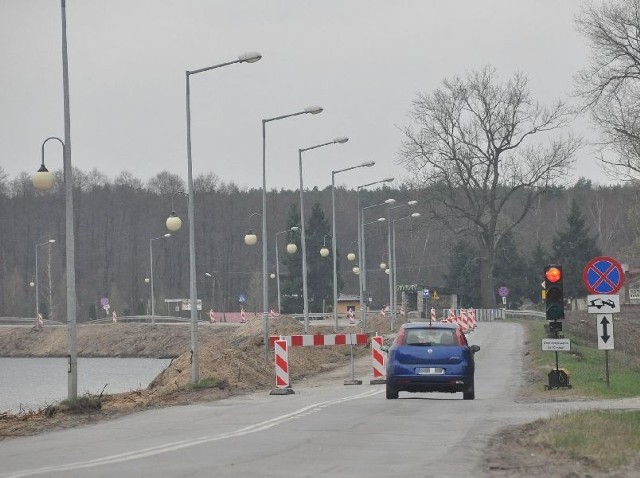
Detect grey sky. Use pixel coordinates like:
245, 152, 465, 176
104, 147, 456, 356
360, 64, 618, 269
0, 0, 605, 191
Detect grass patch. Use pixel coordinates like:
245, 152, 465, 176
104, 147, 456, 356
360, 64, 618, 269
182, 376, 229, 391
532, 410, 640, 467
526, 320, 640, 398
58, 394, 102, 414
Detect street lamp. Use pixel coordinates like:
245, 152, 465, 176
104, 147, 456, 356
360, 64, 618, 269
33, 146, 77, 400
331, 161, 374, 331
149, 233, 171, 324
392, 212, 421, 329
183, 52, 261, 383
360, 217, 386, 330
166, 191, 187, 232
356, 181, 394, 330
204, 272, 225, 322
320, 235, 331, 257
386, 200, 419, 327
299, 137, 349, 332
275, 226, 299, 313
244, 212, 261, 246
261, 106, 322, 361
34, 239, 56, 326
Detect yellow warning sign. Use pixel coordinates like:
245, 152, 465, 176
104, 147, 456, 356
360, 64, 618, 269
432, 291, 440, 301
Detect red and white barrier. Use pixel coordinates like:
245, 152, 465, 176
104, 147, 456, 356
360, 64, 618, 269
430, 307, 436, 322
371, 336, 385, 383
347, 309, 355, 324
269, 333, 369, 348
112, 311, 117, 323
37, 313, 44, 326
274, 339, 289, 388
209, 309, 216, 323
270, 309, 280, 318
240, 307, 246, 323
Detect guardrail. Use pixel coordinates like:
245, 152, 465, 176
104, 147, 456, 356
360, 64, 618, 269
504, 309, 546, 320
0, 317, 64, 326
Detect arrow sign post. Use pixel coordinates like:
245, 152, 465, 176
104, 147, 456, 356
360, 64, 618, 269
596, 313, 615, 388
597, 314, 615, 351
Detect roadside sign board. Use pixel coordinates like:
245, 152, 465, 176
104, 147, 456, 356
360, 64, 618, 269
583, 256, 624, 294
238, 294, 246, 303
542, 338, 571, 351
498, 286, 509, 298
587, 294, 620, 314
596, 314, 615, 350
422, 289, 430, 299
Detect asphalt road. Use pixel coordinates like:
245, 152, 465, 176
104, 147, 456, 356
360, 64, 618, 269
2, 321, 637, 478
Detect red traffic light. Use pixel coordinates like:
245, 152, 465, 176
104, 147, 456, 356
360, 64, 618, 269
545, 266, 562, 283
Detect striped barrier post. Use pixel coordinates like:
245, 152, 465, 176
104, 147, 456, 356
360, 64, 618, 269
271, 339, 294, 395
370, 335, 386, 385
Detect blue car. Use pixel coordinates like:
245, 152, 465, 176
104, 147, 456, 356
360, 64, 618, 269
384, 322, 480, 400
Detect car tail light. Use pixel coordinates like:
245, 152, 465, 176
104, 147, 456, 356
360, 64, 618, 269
394, 327, 406, 345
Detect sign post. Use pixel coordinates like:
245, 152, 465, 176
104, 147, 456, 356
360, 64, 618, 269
583, 256, 624, 388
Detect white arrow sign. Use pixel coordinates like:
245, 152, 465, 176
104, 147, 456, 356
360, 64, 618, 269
596, 314, 615, 350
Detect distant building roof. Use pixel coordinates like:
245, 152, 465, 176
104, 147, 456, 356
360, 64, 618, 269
337, 294, 360, 302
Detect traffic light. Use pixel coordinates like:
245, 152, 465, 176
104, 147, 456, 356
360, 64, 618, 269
544, 264, 564, 321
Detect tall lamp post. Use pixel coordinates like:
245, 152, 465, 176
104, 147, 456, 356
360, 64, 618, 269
275, 227, 299, 313
386, 200, 418, 326
356, 179, 393, 329
360, 217, 386, 329
392, 212, 421, 329
34, 239, 56, 325
33, 135, 77, 400
180, 51, 261, 383
331, 161, 375, 331
261, 107, 322, 361
299, 137, 349, 332
30, 1, 75, 400
149, 233, 171, 324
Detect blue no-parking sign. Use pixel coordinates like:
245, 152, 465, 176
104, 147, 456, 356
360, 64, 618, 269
582, 256, 624, 295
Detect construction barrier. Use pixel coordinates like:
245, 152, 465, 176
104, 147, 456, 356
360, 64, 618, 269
370, 336, 385, 385
269, 333, 370, 391
270, 339, 293, 395
269, 333, 369, 348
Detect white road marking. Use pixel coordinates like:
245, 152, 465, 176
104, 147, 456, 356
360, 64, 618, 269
3, 388, 383, 478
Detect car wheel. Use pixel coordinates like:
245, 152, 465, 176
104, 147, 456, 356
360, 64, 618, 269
463, 377, 475, 400
386, 386, 399, 399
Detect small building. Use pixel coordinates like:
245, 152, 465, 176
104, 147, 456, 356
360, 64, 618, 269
336, 293, 362, 314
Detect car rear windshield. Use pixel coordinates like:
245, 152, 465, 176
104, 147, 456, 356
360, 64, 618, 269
404, 328, 457, 346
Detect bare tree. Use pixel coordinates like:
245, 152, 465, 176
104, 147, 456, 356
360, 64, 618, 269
147, 171, 186, 195
400, 66, 580, 308
576, 0, 640, 180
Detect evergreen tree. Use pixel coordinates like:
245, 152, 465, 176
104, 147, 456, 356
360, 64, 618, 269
526, 241, 549, 305
444, 240, 481, 307
492, 231, 528, 309
551, 198, 601, 300
306, 203, 333, 313
281, 204, 302, 314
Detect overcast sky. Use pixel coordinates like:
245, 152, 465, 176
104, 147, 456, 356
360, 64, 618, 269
0, 0, 607, 191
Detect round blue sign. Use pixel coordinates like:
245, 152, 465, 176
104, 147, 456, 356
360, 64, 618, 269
582, 256, 624, 294
498, 286, 509, 297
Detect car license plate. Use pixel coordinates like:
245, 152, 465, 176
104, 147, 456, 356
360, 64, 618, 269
417, 367, 445, 375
